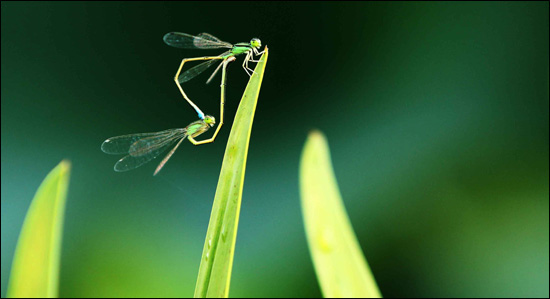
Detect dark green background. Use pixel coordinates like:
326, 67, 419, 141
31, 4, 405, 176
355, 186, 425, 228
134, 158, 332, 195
2, 2, 548, 297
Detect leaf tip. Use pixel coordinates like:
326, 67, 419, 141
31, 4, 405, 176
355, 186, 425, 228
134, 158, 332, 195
304, 130, 330, 156
58, 160, 71, 172
307, 129, 325, 141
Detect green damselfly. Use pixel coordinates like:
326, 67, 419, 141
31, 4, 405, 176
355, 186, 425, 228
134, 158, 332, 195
101, 116, 216, 176
164, 32, 264, 142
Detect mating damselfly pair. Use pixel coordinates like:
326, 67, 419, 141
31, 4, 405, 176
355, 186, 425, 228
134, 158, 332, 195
101, 32, 265, 175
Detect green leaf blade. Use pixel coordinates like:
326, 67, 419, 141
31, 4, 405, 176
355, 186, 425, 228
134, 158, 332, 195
194, 48, 269, 298
300, 131, 382, 298
7, 160, 71, 298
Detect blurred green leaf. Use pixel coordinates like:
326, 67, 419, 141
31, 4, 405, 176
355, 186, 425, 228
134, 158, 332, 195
194, 48, 269, 298
300, 131, 381, 298
7, 160, 71, 298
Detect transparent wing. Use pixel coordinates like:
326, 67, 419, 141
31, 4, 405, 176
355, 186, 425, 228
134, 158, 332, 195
128, 128, 186, 157
178, 51, 231, 84
194, 33, 233, 48
178, 59, 220, 84
101, 129, 179, 154
114, 138, 181, 172
163, 32, 232, 49
101, 128, 187, 172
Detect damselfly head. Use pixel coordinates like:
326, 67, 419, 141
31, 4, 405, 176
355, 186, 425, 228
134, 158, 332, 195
250, 38, 261, 49
204, 115, 216, 127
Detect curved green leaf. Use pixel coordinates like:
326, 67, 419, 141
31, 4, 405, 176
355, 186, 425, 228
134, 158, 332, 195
194, 48, 269, 298
7, 160, 71, 298
300, 131, 382, 298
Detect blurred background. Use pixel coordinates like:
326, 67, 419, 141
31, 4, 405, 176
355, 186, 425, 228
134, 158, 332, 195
1, 2, 548, 297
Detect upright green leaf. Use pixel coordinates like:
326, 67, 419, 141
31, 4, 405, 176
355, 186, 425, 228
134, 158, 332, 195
194, 48, 269, 298
300, 131, 382, 298
7, 160, 71, 298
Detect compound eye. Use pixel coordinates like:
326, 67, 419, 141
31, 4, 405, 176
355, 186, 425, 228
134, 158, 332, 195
204, 115, 216, 126
251, 38, 261, 48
